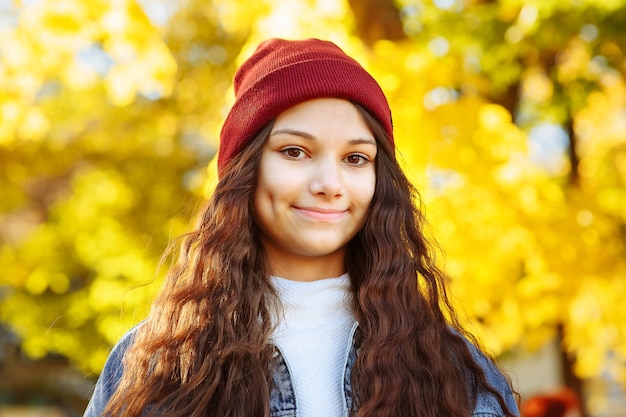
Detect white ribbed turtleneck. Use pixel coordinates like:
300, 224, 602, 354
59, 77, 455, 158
271, 274, 356, 417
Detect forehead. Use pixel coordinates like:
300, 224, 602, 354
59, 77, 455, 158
271, 98, 374, 139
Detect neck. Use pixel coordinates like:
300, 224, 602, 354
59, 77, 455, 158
264, 248, 346, 282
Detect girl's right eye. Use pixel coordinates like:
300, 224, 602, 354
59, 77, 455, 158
281, 147, 307, 159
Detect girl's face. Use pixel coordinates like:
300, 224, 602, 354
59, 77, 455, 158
254, 98, 377, 281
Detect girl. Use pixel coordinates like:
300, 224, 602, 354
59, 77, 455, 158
84, 38, 519, 417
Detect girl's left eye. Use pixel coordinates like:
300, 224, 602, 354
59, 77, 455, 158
345, 154, 369, 166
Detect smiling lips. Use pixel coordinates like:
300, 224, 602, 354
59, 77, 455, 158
294, 206, 348, 221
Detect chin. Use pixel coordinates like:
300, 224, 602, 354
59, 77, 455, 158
297, 243, 348, 258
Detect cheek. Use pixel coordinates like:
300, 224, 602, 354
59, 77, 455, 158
253, 180, 273, 218
255, 173, 288, 205
346, 172, 376, 229
359, 171, 377, 209
252, 187, 274, 238
254, 157, 277, 206
253, 168, 294, 223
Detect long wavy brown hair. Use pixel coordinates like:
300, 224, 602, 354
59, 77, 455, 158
103, 103, 517, 417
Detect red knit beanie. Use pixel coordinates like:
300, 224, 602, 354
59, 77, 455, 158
218, 38, 393, 176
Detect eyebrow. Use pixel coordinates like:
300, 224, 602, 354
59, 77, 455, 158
270, 128, 377, 146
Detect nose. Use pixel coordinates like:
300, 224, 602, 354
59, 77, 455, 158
309, 157, 343, 197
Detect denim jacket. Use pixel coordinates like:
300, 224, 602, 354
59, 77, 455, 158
84, 323, 519, 417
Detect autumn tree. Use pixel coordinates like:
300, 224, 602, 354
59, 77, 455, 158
0, 0, 249, 372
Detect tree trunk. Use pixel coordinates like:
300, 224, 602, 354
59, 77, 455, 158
347, 0, 406, 46
558, 325, 589, 417
565, 115, 580, 186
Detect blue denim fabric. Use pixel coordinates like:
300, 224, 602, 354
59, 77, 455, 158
84, 324, 519, 417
